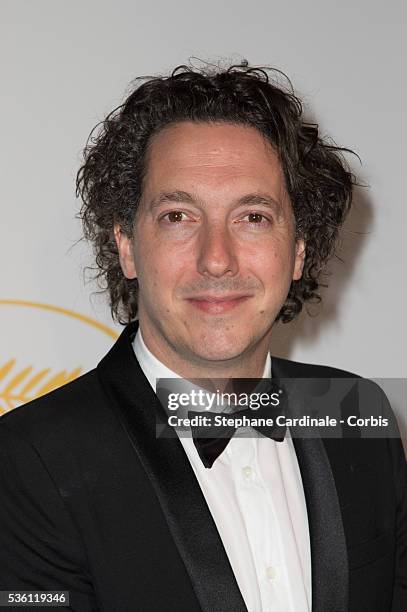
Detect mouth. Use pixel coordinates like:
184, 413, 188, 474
185, 294, 253, 314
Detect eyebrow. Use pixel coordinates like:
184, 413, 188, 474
237, 193, 283, 214
150, 191, 196, 210
149, 190, 283, 215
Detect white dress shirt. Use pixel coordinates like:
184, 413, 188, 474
133, 329, 312, 612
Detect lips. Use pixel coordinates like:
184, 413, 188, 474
186, 294, 252, 314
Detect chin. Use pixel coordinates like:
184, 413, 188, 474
185, 333, 251, 363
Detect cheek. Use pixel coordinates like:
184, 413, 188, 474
137, 248, 187, 300
249, 243, 294, 285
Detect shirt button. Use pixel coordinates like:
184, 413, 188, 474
242, 465, 253, 479
266, 566, 278, 582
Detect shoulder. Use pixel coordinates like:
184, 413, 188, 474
271, 354, 360, 379
273, 355, 405, 450
0, 369, 111, 444
276, 357, 406, 479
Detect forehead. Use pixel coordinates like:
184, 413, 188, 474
143, 121, 286, 193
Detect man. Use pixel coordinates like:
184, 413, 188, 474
0, 63, 406, 611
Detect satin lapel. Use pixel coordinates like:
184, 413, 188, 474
97, 322, 248, 612
272, 357, 349, 612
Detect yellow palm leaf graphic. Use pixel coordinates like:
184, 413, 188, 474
0, 360, 83, 414
0, 359, 16, 381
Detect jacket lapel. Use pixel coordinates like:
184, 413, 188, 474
272, 357, 349, 612
97, 322, 248, 612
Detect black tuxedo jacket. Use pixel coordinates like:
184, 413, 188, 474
0, 322, 406, 611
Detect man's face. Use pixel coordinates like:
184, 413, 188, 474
115, 122, 305, 367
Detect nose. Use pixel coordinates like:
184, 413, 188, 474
196, 222, 239, 278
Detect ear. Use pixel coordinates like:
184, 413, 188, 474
113, 223, 138, 279
292, 238, 306, 281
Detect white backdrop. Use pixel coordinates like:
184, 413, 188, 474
1, 0, 406, 421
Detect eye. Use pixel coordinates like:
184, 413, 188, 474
161, 210, 190, 223
241, 212, 271, 225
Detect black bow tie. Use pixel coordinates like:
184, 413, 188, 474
188, 400, 287, 468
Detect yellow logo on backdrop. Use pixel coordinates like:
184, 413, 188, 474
0, 300, 119, 415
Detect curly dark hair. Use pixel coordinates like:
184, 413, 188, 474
76, 61, 356, 325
